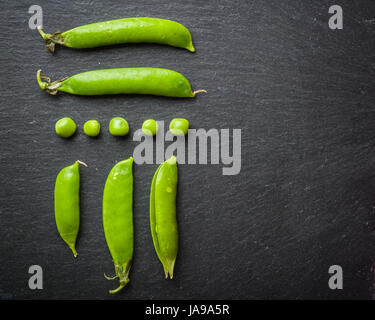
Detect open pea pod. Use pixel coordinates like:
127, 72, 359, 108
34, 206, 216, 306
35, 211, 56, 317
150, 156, 178, 279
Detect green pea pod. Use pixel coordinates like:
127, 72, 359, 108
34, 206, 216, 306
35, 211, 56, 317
36, 69, 206, 97
150, 156, 178, 279
38, 17, 195, 53
103, 157, 134, 294
54, 160, 87, 257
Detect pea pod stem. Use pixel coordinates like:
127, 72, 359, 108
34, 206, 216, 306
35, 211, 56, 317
193, 89, 207, 96
37, 26, 64, 53
107, 262, 131, 294
76, 160, 88, 167
37, 69, 67, 95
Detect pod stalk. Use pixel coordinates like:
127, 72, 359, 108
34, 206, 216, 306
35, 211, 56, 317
106, 261, 131, 294
36, 70, 67, 95
109, 281, 129, 294
76, 160, 88, 167
37, 26, 64, 53
193, 89, 207, 97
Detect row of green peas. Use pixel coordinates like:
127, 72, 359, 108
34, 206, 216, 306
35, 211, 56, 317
55, 117, 190, 138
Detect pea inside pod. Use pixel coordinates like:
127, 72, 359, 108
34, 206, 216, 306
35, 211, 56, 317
103, 157, 134, 293
150, 156, 178, 278
54, 160, 87, 257
38, 17, 195, 53
37, 68, 207, 98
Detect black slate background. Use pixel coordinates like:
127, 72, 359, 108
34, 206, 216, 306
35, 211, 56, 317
0, 0, 375, 300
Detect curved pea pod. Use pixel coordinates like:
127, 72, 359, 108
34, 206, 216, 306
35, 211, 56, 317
37, 68, 207, 97
103, 157, 134, 294
54, 160, 87, 257
150, 156, 178, 279
38, 17, 195, 53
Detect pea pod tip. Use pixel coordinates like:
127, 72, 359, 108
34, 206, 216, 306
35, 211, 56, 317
166, 156, 177, 165
188, 44, 195, 53
163, 259, 176, 279
70, 247, 78, 258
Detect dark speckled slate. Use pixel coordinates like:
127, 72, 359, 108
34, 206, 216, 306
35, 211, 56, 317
0, 0, 375, 299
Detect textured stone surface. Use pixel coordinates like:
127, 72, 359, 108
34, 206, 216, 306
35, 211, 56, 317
0, 0, 375, 299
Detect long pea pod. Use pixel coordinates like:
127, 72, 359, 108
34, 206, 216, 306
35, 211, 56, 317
103, 157, 134, 294
150, 156, 178, 278
54, 160, 87, 257
38, 17, 195, 53
36, 69, 206, 97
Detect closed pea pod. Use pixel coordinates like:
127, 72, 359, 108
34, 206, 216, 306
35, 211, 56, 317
38, 17, 195, 53
54, 160, 87, 257
150, 156, 178, 278
103, 157, 134, 293
37, 68, 206, 98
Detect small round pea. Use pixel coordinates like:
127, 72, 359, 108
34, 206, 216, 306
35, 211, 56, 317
142, 119, 158, 136
84, 120, 101, 137
109, 117, 129, 136
169, 118, 189, 136
55, 117, 77, 138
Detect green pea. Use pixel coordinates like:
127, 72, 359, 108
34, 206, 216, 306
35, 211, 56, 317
109, 117, 129, 136
54, 160, 87, 257
55, 117, 77, 138
38, 18, 195, 53
37, 68, 207, 97
142, 119, 158, 136
83, 120, 100, 137
150, 156, 178, 279
169, 118, 189, 136
103, 157, 134, 294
